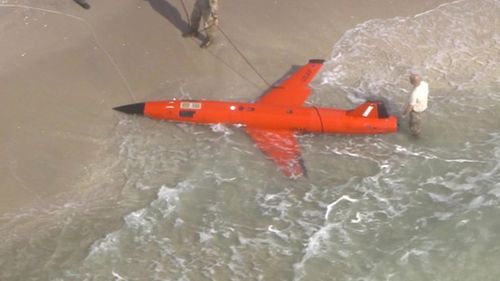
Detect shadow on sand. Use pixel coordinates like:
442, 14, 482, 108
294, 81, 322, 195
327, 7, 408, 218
146, 0, 190, 33
146, 0, 269, 92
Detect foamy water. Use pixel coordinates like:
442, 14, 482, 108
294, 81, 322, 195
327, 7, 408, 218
1, 0, 500, 280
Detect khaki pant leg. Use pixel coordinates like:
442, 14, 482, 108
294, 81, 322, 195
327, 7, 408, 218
202, 13, 215, 39
200, 2, 215, 39
409, 111, 422, 137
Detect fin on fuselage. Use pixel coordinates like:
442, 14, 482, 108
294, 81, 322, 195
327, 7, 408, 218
346, 101, 389, 119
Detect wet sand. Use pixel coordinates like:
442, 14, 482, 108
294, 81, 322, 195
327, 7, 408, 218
0, 0, 452, 215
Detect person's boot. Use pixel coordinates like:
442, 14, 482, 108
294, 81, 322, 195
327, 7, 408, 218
74, 0, 90, 9
182, 28, 199, 38
200, 37, 212, 48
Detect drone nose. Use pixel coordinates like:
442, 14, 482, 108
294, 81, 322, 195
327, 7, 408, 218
113, 103, 145, 115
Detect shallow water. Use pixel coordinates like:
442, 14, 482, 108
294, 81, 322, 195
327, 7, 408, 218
1, 0, 500, 280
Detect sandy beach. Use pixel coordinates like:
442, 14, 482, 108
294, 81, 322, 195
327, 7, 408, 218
0, 0, 452, 215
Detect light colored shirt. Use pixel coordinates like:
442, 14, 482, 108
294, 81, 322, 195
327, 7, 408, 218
409, 81, 428, 112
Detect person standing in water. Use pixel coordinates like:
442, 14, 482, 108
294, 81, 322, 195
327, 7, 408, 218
402, 74, 429, 137
182, 0, 219, 48
74, 0, 90, 9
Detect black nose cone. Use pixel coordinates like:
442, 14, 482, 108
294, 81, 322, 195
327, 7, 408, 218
113, 103, 145, 115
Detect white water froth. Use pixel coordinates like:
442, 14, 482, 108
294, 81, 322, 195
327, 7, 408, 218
88, 183, 189, 259
324, 195, 359, 221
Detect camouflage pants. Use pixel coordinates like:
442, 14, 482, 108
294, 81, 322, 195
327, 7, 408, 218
409, 111, 423, 137
190, 0, 216, 39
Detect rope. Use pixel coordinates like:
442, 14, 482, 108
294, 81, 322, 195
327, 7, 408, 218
217, 26, 271, 88
178, 0, 271, 88
0, 3, 137, 102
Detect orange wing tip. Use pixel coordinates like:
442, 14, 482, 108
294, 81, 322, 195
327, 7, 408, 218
309, 59, 325, 64
279, 157, 308, 179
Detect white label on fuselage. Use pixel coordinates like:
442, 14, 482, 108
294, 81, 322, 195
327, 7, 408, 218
180, 102, 202, 110
362, 105, 374, 117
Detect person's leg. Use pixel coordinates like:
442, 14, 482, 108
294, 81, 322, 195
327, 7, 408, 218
409, 111, 422, 137
199, 12, 215, 48
200, 24, 214, 47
